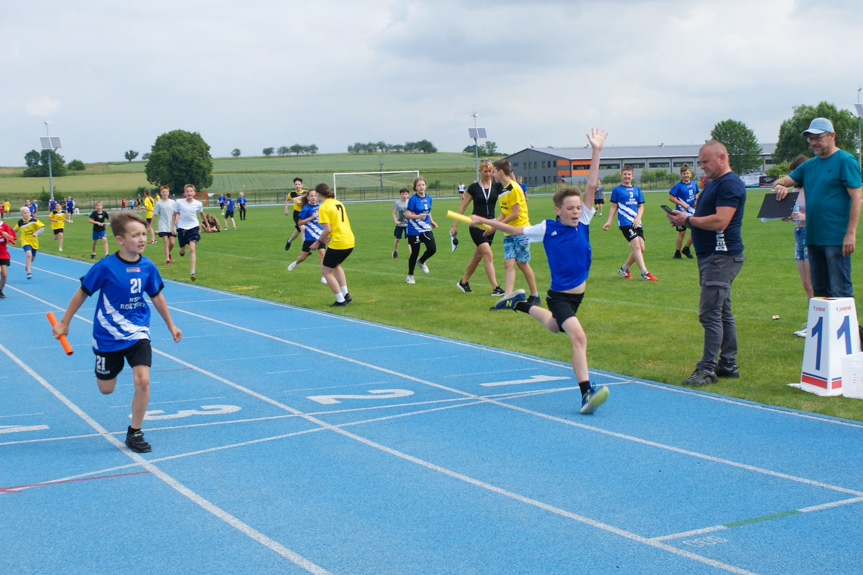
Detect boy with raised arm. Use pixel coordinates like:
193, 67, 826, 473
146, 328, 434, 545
472, 129, 610, 414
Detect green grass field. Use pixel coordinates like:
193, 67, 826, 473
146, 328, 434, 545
16, 190, 863, 423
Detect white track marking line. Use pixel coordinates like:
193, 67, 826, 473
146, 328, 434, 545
8, 268, 857, 574
0, 342, 331, 575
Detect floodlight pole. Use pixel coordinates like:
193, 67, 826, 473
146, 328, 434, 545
45, 121, 54, 201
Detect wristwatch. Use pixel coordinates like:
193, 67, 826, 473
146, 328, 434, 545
685, 215, 692, 228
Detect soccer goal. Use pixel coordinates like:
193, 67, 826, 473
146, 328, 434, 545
332, 170, 419, 201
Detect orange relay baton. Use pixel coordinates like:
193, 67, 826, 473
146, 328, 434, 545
46, 312, 74, 356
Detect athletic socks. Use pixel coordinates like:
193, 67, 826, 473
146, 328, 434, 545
578, 381, 592, 396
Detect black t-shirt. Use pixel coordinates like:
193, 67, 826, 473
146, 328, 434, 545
467, 180, 502, 219
90, 210, 108, 232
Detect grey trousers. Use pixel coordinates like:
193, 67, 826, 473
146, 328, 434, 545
696, 252, 745, 372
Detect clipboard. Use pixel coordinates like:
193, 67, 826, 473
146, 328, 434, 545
757, 191, 799, 220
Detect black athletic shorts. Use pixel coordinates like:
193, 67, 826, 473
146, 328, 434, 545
302, 239, 326, 253
322, 247, 353, 268
469, 225, 495, 247
94, 339, 152, 380
619, 225, 644, 243
546, 290, 585, 332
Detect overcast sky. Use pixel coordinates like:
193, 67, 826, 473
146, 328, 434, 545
1, 0, 860, 166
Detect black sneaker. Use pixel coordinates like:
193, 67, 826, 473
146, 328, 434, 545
125, 430, 152, 453
392, 251, 398, 259
90, 253, 95, 259
490, 286, 504, 297
673, 251, 682, 259
715, 364, 740, 378
526, 295, 542, 307
0, 289, 5, 299
682, 246, 693, 259
457, 280, 472, 293
682, 369, 717, 387
331, 300, 348, 307
285, 239, 292, 251
344, 293, 353, 303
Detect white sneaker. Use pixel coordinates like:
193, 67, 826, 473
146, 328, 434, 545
58, 247, 63, 252
321, 276, 327, 284
793, 328, 807, 338
287, 262, 297, 271
419, 262, 429, 274
406, 275, 416, 284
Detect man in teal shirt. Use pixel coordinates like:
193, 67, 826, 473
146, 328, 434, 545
774, 118, 863, 297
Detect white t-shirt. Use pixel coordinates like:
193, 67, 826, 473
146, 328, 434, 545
152, 199, 176, 234
173, 199, 203, 230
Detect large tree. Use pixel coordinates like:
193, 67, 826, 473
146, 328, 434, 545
22, 148, 67, 178
145, 130, 213, 193
773, 102, 859, 163
710, 119, 762, 174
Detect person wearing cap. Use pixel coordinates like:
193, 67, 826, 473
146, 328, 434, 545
774, 118, 863, 298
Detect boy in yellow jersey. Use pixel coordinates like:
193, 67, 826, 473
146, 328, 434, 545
14, 206, 45, 279
49, 203, 66, 252
311, 183, 354, 307
284, 177, 307, 250
493, 159, 540, 307
143, 188, 157, 244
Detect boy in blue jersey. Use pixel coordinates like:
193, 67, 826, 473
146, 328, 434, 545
287, 189, 327, 273
603, 166, 658, 280
471, 129, 610, 415
668, 164, 699, 259
221, 193, 237, 231
52, 211, 182, 453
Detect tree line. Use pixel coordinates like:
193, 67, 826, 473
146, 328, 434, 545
347, 140, 437, 154
262, 145, 319, 157
18, 101, 861, 186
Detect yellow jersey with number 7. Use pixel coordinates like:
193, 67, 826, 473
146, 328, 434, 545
318, 198, 355, 250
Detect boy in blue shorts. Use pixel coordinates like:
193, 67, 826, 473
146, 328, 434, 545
602, 166, 658, 280
52, 211, 182, 453
668, 164, 698, 259
472, 129, 610, 415
89, 201, 110, 259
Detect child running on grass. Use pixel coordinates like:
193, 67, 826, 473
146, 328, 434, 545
391, 188, 410, 259
52, 211, 182, 452
405, 176, 437, 284
603, 165, 658, 281
89, 201, 110, 259
312, 183, 355, 307
471, 128, 610, 415
287, 189, 327, 273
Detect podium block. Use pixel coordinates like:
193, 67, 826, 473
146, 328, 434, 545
789, 297, 860, 396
